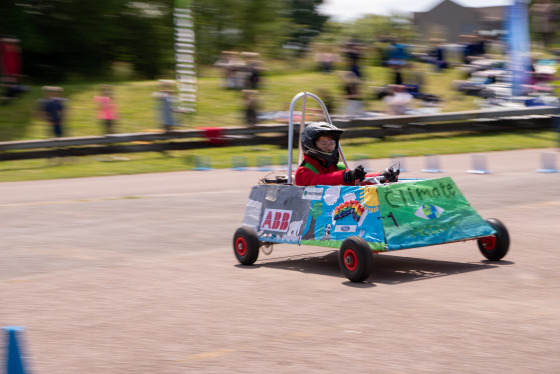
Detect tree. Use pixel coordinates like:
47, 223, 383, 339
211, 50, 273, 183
192, 0, 329, 64
4, 0, 175, 81
282, 0, 329, 54
309, 13, 416, 66
2, 0, 331, 80
192, 0, 290, 64
302, 201, 323, 240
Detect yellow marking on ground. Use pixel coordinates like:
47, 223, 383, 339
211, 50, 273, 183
177, 348, 235, 362
531, 312, 555, 316
1, 190, 247, 208
289, 332, 313, 338
0, 197, 148, 208
174, 324, 350, 363
3, 279, 31, 284
504, 200, 560, 210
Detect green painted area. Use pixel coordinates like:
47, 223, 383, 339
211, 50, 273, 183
300, 239, 386, 252
376, 177, 494, 249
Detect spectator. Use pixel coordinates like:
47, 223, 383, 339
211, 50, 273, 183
94, 85, 118, 134
153, 80, 181, 131
315, 45, 336, 73
0, 37, 21, 84
376, 64, 439, 107
0, 37, 26, 105
214, 51, 235, 88
426, 39, 449, 72
341, 71, 363, 117
472, 34, 486, 57
530, 0, 559, 50
343, 40, 364, 78
401, 63, 424, 96
461, 34, 485, 64
242, 89, 259, 127
241, 52, 266, 90
35, 86, 66, 138
383, 85, 413, 115
386, 38, 410, 84
1, 80, 27, 105
214, 51, 245, 90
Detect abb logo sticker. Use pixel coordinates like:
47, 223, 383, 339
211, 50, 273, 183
260, 209, 292, 232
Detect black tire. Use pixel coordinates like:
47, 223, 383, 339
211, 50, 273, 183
338, 236, 374, 282
478, 218, 510, 261
233, 226, 260, 265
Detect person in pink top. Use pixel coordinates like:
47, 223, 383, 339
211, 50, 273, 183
94, 85, 118, 134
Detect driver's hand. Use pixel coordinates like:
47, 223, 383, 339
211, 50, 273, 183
383, 166, 400, 182
344, 165, 366, 183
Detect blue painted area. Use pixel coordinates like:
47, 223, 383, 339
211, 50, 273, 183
300, 186, 385, 248
507, 0, 530, 97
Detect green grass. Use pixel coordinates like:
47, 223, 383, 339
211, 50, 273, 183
0, 129, 556, 182
0, 62, 557, 182
0, 64, 478, 141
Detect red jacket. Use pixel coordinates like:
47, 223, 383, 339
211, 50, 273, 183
295, 154, 383, 186
295, 155, 352, 186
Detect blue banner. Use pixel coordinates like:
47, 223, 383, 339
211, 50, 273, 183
507, 0, 531, 97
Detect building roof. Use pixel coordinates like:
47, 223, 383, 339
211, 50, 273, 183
474, 6, 506, 22
414, 0, 506, 21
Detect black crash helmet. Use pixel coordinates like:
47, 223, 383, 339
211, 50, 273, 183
300, 121, 344, 164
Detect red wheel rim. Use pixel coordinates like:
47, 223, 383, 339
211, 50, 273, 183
343, 249, 358, 272
235, 237, 247, 256
480, 235, 497, 251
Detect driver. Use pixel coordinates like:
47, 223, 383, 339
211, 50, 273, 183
295, 122, 398, 186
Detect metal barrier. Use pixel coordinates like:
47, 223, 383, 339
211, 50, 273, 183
1, 106, 558, 161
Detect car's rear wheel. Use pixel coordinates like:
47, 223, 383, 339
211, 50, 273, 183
478, 218, 510, 261
233, 227, 260, 265
338, 236, 373, 282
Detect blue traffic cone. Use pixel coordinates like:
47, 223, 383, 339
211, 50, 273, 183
192, 155, 213, 171
256, 155, 272, 171
231, 155, 248, 171
3, 326, 28, 374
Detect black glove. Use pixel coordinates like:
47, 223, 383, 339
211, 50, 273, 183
344, 165, 366, 183
383, 165, 400, 182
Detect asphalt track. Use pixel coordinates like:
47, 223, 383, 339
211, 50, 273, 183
1, 148, 559, 373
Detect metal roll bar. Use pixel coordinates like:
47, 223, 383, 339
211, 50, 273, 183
287, 92, 349, 184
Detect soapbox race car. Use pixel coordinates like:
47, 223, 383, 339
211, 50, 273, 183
233, 92, 510, 282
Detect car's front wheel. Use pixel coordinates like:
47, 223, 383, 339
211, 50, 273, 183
338, 236, 374, 282
233, 226, 260, 265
